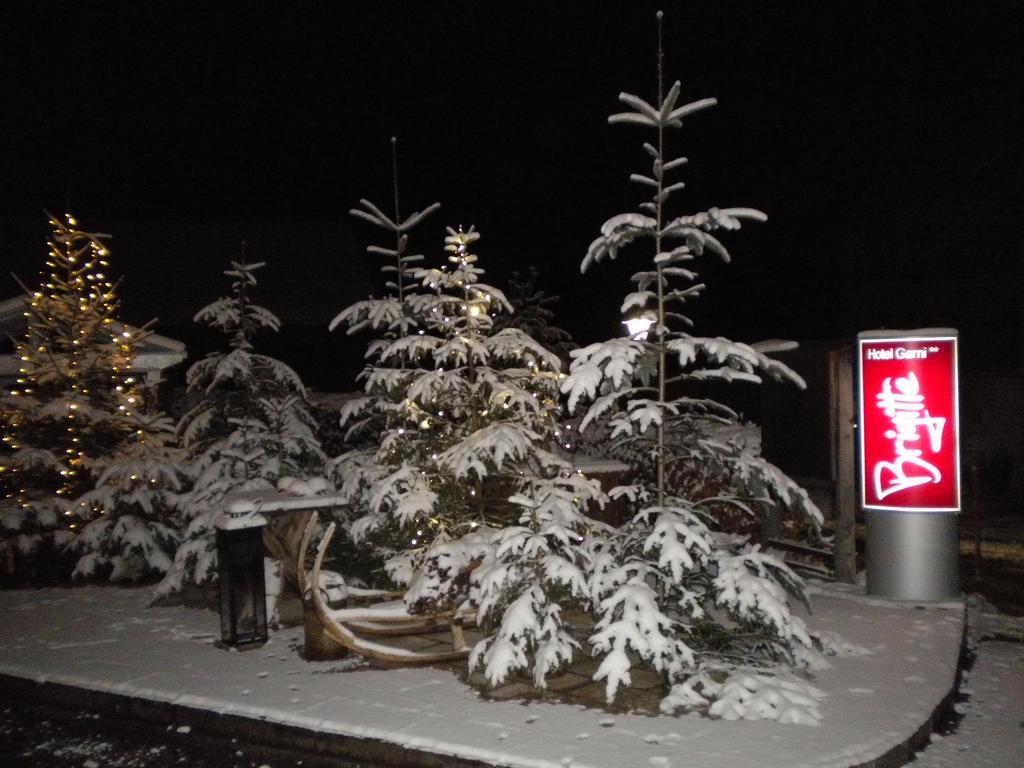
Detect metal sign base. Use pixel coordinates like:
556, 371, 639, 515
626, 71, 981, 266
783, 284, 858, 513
866, 510, 960, 601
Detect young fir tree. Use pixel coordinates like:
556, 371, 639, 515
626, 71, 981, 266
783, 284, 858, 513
1, 213, 146, 575
330, 138, 441, 442
328, 139, 440, 572
158, 254, 323, 596
341, 226, 608, 687
561, 13, 824, 707
491, 267, 576, 364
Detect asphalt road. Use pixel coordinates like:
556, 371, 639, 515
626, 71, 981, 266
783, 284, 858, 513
0, 698, 373, 768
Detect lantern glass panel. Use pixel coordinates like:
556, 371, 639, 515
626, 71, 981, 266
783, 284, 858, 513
216, 525, 268, 649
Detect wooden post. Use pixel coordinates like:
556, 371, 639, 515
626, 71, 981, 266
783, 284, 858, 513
303, 597, 350, 661
833, 348, 858, 583
971, 459, 982, 584
450, 616, 467, 652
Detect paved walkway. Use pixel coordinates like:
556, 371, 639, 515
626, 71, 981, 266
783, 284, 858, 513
0, 583, 965, 768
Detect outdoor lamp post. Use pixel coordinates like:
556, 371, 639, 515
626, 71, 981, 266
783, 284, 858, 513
622, 315, 654, 341
215, 505, 269, 649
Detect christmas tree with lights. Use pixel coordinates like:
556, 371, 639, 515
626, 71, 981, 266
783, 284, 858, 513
1, 213, 146, 578
330, 137, 441, 446
340, 226, 609, 686
327, 139, 441, 576
158, 253, 323, 596
560, 12, 825, 709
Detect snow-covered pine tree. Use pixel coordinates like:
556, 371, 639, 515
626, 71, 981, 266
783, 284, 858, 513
330, 139, 440, 442
1, 212, 147, 578
491, 267, 576, 365
328, 139, 440, 572
158, 253, 323, 597
561, 12, 824, 707
71, 406, 188, 582
344, 225, 608, 686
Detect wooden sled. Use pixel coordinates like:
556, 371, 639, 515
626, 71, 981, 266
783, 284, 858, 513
301, 514, 476, 665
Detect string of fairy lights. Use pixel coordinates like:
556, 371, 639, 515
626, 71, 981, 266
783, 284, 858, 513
370, 226, 579, 549
1, 213, 145, 531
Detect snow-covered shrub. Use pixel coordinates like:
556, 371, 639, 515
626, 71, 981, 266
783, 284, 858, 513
470, 471, 609, 688
561, 12, 824, 708
158, 256, 323, 597
661, 667, 827, 725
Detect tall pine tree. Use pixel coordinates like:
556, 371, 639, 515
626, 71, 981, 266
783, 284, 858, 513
561, 12, 824, 707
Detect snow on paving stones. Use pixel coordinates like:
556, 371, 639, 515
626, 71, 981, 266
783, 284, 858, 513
0, 582, 970, 768
912, 599, 1024, 768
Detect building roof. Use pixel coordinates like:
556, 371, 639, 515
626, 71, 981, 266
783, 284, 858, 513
0, 294, 187, 377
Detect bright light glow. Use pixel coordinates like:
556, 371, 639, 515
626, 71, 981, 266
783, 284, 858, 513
622, 317, 654, 340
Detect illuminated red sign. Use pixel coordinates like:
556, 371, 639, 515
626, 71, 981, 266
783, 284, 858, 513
857, 331, 960, 512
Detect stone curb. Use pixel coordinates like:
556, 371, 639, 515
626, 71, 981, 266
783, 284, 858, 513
0, 672, 491, 768
852, 605, 968, 768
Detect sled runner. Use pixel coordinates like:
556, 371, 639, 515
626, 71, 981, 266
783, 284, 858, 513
300, 513, 477, 665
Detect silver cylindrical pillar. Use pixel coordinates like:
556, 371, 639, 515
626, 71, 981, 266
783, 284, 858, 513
866, 510, 959, 601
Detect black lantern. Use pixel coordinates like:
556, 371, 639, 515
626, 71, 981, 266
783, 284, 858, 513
216, 508, 269, 649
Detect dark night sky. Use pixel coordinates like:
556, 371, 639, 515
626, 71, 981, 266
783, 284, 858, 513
3, 1, 1023, 382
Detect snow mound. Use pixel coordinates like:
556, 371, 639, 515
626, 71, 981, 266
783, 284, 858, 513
277, 475, 331, 497
662, 669, 826, 726
812, 629, 875, 657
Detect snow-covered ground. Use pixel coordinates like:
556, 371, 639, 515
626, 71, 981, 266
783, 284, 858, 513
0, 581, 979, 768
911, 596, 1023, 767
